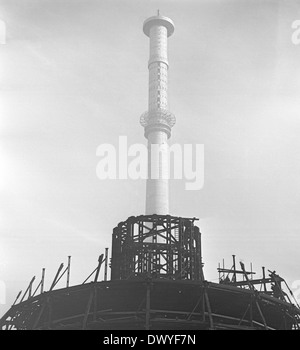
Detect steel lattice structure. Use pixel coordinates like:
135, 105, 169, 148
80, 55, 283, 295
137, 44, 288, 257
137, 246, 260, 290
111, 215, 204, 281
1, 215, 300, 330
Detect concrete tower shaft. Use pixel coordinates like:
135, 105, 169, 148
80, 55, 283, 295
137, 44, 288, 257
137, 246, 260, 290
140, 13, 175, 215
148, 25, 168, 111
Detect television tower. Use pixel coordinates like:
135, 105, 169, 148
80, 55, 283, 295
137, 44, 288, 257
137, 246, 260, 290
140, 11, 176, 215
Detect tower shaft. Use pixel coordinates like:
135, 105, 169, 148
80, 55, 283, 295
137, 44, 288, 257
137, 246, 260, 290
140, 14, 175, 215
148, 24, 169, 111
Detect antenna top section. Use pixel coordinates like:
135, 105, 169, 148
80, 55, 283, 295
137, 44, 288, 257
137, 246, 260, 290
143, 13, 175, 37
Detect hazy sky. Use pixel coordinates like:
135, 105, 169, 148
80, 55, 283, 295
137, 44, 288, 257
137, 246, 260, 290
1, 0, 300, 316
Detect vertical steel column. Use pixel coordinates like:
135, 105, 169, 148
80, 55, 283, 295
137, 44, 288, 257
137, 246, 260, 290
41, 268, 45, 294
104, 248, 108, 282
232, 255, 236, 283
67, 256, 71, 288
145, 280, 151, 330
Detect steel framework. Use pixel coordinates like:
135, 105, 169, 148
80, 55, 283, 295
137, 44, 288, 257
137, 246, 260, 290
1, 279, 300, 330
1, 215, 300, 330
111, 215, 204, 281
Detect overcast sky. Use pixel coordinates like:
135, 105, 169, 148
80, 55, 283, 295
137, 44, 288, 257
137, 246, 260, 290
1, 0, 300, 317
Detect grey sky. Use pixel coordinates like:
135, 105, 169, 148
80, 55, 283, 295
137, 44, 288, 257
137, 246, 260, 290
1, 0, 300, 316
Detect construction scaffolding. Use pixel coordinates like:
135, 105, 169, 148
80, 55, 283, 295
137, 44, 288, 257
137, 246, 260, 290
111, 215, 203, 281
1, 215, 300, 330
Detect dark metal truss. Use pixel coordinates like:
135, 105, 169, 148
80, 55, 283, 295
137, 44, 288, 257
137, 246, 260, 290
111, 215, 204, 281
1, 279, 299, 330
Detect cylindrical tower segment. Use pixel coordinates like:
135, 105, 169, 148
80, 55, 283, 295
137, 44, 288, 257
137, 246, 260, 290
140, 13, 175, 215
